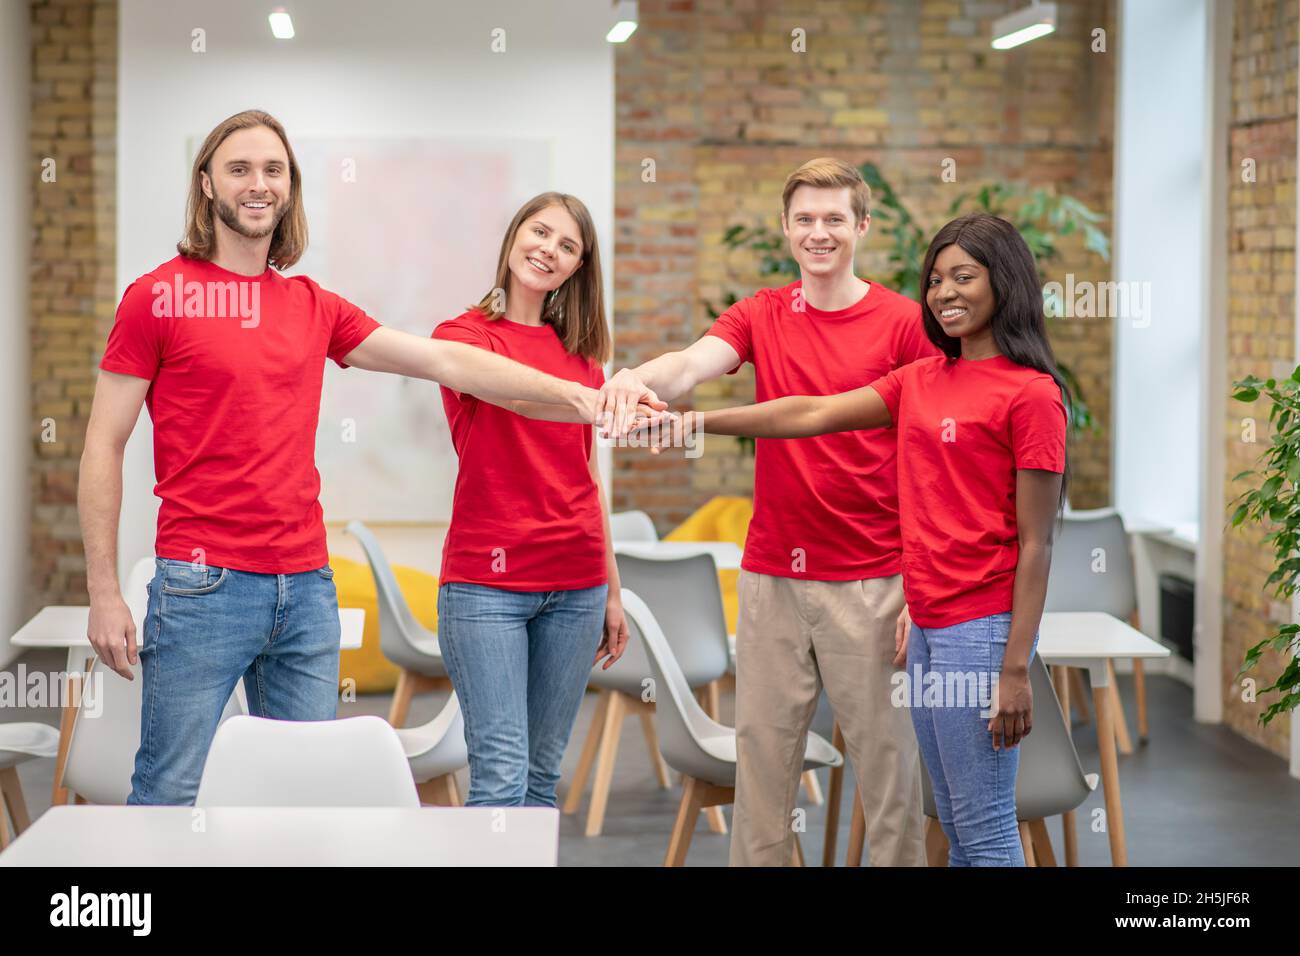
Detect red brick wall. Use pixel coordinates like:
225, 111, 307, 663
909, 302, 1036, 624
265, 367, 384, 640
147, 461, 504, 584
612, 0, 1116, 530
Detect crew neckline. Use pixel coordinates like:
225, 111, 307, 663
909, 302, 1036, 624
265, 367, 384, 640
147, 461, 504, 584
185, 255, 274, 281
795, 279, 874, 318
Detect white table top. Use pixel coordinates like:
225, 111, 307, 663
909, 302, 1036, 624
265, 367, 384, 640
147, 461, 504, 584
1038, 611, 1173, 661
0, 805, 558, 867
11, 606, 365, 651
613, 540, 743, 570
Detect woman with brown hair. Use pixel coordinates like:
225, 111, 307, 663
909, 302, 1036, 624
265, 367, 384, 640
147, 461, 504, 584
432, 192, 636, 807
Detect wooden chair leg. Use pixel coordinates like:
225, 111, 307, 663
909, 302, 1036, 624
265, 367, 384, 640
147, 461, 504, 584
821, 723, 846, 867
0, 798, 10, 849
387, 669, 416, 727
584, 690, 627, 837
416, 774, 457, 806
1052, 665, 1071, 729
1028, 819, 1057, 866
1019, 821, 1036, 866
562, 689, 608, 815
50, 670, 81, 807
0, 767, 32, 834
845, 791, 866, 866
924, 816, 949, 866
446, 772, 463, 807
800, 769, 824, 806
73, 794, 88, 806
1133, 658, 1149, 741
664, 775, 703, 867
1107, 660, 1134, 755
1068, 668, 1091, 724
1061, 810, 1078, 866
638, 710, 672, 789
790, 834, 805, 867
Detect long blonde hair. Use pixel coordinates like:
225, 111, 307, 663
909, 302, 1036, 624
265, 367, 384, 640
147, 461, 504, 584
177, 110, 308, 270
472, 192, 610, 364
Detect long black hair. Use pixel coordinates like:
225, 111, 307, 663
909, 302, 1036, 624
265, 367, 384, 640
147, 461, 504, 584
919, 212, 1071, 509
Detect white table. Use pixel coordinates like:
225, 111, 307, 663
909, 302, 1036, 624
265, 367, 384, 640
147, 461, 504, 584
9, 605, 366, 807
0, 805, 558, 866
613, 540, 743, 570
1038, 611, 1171, 867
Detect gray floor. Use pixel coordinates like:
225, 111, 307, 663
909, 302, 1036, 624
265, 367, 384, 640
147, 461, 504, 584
5, 647, 1299, 865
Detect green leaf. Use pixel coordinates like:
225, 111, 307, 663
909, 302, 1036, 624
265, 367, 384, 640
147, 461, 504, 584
1234, 387, 1260, 403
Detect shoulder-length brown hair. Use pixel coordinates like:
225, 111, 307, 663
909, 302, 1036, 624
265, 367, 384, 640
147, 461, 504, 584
471, 192, 610, 364
177, 110, 308, 270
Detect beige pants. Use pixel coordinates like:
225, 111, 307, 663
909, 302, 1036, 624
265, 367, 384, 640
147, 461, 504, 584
729, 571, 926, 866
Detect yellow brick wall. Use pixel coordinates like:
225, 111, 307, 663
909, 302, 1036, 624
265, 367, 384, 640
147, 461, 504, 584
28, 0, 117, 609
1223, 0, 1298, 758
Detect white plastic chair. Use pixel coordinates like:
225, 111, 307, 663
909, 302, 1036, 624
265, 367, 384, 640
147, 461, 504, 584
345, 520, 448, 727
195, 714, 419, 807
0, 724, 60, 847
610, 510, 658, 542
623, 589, 842, 866
62, 557, 246, 805
563, 553, 732, 837
394, 692, 469, 806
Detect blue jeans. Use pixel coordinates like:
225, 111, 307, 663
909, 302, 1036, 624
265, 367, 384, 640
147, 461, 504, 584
437, 581, 607, 807
127, 557, 341, 806
906, 611, 1039, 867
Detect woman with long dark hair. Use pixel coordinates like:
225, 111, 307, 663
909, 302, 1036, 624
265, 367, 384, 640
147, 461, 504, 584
636, 212, 1068, 865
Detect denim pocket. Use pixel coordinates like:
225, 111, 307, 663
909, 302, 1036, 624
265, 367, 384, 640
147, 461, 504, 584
316, 565, 335, 580
160, 559, 229, 595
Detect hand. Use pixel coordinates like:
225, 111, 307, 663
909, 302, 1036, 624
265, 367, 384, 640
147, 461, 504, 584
598, 369, 667, 438
625, 409, 699, 455
593, 594, 630, 670
87, 593, 137, 680
893, 604, 911, 667
988, 666, 1032, 750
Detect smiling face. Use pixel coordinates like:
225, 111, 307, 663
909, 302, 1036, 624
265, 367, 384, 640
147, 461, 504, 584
782, 184, 868, 280
200, 125, 292, 241
926, 243, 996, 341
507, 203, 585, 298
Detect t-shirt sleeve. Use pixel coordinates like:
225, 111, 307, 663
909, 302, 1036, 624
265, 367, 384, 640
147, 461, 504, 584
99, 277, 167, 381
704, 295, 756, 373
895, 303, 943, 366
431, 316, 496, 402
327, 291, 382, 368
1010, 376, 1067, 472
868, 365, 907, 429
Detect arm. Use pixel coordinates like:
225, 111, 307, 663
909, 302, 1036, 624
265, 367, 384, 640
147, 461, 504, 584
599, 336, 742, 435
989, 468, 1063, 750
672, 383, 892, 441
78, 370, 151, 679
343, 327, 597, 421
590, 442, 628, 669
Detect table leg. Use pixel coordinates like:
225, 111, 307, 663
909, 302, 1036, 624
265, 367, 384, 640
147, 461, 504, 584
1092, 677, 1128, 866
50, 669, 81, 807
1107, 660, 1134, 756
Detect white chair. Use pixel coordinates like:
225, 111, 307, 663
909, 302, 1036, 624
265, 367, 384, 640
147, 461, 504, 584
0, 724, 60, 848
609, 510, 658, 542
195, 715, 419, 807
563, 553, 732, 837
394, 692, 470, 806
1045, 508, 1144, 748
61, 557, 246, 805
915, 654, 1099, 867
623, 589, 842, 866
345, 520, 448, 727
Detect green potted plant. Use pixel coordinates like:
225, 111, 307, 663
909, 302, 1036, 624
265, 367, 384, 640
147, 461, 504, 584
1230, 370, 1300, 725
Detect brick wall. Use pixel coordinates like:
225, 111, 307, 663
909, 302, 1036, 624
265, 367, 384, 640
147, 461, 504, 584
612, 0, 1116, 530
28, 0, 117, 610
1223, 0, 1297, 758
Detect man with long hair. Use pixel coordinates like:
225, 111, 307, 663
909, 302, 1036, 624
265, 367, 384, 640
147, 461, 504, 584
77, 110, 629, 806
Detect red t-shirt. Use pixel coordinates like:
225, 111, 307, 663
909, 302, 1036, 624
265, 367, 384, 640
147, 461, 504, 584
705, 280, 939, 580
433, 310, 607, 591
99, 254, 380, 573
870, 354, 1067, 628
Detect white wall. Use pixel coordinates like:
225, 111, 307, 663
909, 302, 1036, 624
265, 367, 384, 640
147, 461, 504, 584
1112, 0, 1207, 533
0, 2, 31, 667
117, 0, 615, 577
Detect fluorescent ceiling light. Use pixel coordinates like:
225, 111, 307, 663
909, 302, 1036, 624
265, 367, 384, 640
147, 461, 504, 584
992, 1, 1056, 50
268, 8, 295, 40
607, 0, 638, 43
